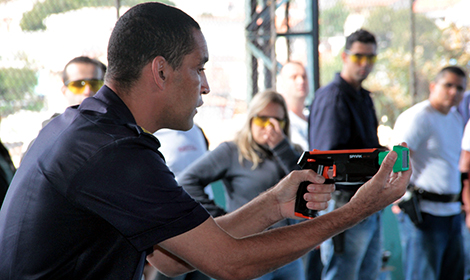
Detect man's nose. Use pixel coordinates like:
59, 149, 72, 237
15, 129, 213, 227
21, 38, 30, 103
201, 75, 210, 95
82, 85, 94, 97
295, 76, 305, 84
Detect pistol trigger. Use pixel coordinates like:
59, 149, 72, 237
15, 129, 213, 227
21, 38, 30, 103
323, 166, 330, 178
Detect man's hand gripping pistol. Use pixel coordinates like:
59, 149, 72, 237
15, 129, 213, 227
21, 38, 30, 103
294, 145, 410, 219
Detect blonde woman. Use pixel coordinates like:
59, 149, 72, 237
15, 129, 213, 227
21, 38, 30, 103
179, 90, 305, 280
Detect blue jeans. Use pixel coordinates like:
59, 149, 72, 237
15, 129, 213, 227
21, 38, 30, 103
396, 211, 463, 280
304, 248, 323, 280
254, 258, 305, 280
462, 212, 470, 280
320, 201, 382, 280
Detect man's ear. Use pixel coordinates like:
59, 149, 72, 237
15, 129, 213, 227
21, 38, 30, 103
429, 81, 436, 96
152, 56, 167, 89
341, 51, 347, 63
61, 85, 67, 96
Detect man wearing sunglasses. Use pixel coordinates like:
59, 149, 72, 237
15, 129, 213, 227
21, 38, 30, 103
307, 29, 382, 280
392, 66, 466, 280
62, 56, 106, 107
20, 56, 106, 161
0, 3, 411, 279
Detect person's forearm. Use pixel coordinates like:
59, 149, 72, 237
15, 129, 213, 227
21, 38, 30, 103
147, 245, 196, 277
154, 204, 365, 280
154, 150, 409, 280
271, 138, 301, 174
462, 182, 470, 213
215, 170, 331, 237
239, 199, 363, 261
215, 187, 282, 237
459, 150, 470, 229
147, 188, 286, 276
214, 200, 370, 280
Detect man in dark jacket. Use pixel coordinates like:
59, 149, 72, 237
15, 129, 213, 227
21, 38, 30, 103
308, 29, 381, 280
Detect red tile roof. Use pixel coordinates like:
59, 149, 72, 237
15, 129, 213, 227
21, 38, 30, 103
343, 0, 463, 12
413, 0, 462, 13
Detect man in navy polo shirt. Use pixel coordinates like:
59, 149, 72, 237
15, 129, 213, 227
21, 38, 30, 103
0, 3, 411, 280
308, 29, 382, 280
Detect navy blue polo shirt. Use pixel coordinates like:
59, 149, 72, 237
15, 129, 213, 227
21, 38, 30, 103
308, 73, 380, 151
0, 86, 210, 279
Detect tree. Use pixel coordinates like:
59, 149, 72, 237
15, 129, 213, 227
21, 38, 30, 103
318, 0, 348, 87
319, 0, 348, 38
0, 0, 175, 119
362, 7, 470, 126
317, 4, 468, 128
0, 67, 41, 117
20, 0, 175, 31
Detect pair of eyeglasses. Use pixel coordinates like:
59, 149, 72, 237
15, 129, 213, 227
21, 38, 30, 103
65, 79, 104, 95
438, 82, 465, 93
345, 50, 377, 64
252, 116, 286, 129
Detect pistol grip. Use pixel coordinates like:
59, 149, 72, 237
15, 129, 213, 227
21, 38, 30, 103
295, 181, 317, 219
295, 178, 334, 219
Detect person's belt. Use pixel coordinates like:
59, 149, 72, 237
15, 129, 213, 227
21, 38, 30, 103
335, 184, 361, 193
331, 184, 362, 204
414, 187, 461, 203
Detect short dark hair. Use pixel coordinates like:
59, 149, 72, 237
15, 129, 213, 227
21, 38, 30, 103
435, 66, 467, 82
105, 2, 201, 90
62, 56, 107, 84
345, 29, 377, 50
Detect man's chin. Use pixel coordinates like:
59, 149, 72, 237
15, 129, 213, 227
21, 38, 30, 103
180, 119, 194, 131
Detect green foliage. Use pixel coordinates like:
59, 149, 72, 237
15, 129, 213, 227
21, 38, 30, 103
0, 67, 41, 117
317, 4, 470, 129
362, 7, 469, 121
319, 0, 348, 37
319, 54, 342, 87
364, 7, 440, 54
359, 7, 443, 123
20, 0, 175, 31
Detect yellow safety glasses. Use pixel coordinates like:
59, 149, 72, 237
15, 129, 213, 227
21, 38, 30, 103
252, 116, 286, 129
65, 79, 104, 95
345, 50, 377, 64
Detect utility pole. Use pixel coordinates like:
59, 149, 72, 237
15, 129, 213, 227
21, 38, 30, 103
410, 0, 417, 104
115, 0, 121, 19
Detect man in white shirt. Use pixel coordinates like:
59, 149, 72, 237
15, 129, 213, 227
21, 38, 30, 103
392, 66, 466, 280
278, 61, 309, 151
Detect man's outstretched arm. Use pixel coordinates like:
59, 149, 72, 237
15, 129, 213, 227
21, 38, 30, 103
148, 146, 411, 280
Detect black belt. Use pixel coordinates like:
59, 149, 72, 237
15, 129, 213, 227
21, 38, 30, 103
414, 187, 461, 203
332, 184, 362, 204
335, 183, 361, 192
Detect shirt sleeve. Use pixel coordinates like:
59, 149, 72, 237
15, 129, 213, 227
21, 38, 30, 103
271, 138, 301, 174
71, 138, 210, 251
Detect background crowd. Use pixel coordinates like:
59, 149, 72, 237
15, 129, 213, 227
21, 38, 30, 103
0, 1, 469, 280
